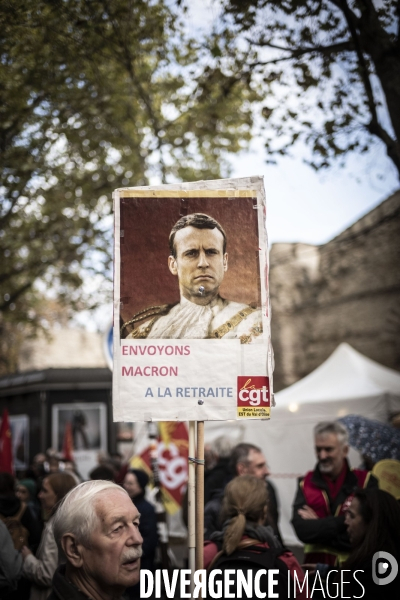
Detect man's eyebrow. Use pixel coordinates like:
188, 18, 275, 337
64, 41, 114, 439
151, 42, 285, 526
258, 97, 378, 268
109, 513, 141, 526
109, 515, 127, 526
184, 246, 219, 252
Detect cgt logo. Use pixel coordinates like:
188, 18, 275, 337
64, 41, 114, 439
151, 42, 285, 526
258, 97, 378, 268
372, 551, 398, 586
237, 376, 270, 407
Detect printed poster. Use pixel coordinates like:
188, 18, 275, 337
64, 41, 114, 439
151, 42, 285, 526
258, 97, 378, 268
9, 414, 29, 470
113, 177, 273, 421
52, 402, 107, 479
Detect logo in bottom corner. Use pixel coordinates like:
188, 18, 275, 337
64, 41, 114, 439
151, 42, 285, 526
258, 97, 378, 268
237, 376, 270, 419
372, 551, 398, 586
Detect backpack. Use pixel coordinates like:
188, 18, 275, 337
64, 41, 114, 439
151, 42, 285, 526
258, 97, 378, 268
208, 538, 290, 600
0, 502, 29, 551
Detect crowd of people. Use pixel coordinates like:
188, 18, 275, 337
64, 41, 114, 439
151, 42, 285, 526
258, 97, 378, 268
0, 449, 157, 599
0, 420, 399, 599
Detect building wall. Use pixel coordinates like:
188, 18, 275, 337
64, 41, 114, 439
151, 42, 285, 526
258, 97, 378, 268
270, 191, 400, 391
18, 328, 108, 371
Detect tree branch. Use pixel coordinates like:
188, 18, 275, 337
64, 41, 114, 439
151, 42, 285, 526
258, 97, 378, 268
245, 40, 353, 68
336, 0, 400, 175
101, 0, 169, 182
338, 2, 378, 128
0, 279, 38, 312
367, 119, 400, 173
397, 0, 400, 43
247, 39, 353, 57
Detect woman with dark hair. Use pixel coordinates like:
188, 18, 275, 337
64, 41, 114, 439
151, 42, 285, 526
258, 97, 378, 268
0, 472, 42, 551
204, 475, 307, 599
123, 469, 158, 599
16, 478, 41, 519
21, 472, 77, 600
343, 487, 400, 599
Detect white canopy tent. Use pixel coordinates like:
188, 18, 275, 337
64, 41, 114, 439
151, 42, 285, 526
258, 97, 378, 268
205, 343, 400, 545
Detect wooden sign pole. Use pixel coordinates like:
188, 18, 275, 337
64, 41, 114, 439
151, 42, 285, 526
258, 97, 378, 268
196, 421, 205, 571
188, 421, 196, 597
188, 420, 205, 597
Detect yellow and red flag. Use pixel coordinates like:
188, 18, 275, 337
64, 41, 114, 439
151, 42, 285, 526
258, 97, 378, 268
130, 422, 188, 514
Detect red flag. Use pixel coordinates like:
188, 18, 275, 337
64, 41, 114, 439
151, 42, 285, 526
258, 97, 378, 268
0, 409, 13, 474
62, 421, 74, 462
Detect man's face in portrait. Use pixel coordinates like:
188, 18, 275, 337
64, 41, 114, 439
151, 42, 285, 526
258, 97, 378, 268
168, 226, 228, 303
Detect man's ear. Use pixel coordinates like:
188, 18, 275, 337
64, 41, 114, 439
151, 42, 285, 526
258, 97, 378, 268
343, 444, 349, 458
223, 252, 228, 272
61, 534, 84, 568
168, 255, 178, 276
236, 462, 246, 476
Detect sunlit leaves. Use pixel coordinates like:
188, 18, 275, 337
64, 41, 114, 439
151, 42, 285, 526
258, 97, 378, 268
0, 0, 260, 372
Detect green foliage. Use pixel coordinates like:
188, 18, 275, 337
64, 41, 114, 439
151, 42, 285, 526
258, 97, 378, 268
5, 0, 397, 375
214, 0, 400, 174
0, 0, 260, 364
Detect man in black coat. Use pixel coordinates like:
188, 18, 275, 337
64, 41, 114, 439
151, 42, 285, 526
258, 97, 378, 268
204, 442, 282, 543
204, 435, 236, 505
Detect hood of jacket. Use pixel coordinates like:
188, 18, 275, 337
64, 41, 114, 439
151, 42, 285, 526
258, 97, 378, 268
0, 494, 21, 517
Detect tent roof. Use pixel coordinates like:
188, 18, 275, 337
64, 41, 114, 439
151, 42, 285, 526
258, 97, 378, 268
275, 343, 400, 407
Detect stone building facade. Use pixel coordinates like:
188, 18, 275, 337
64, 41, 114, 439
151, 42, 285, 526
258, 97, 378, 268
270, 190, 400, 391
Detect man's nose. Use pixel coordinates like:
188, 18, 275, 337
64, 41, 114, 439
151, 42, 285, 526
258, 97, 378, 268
197, 251, 209, 267
126, 524, 143, 546
319, 450, 328, 460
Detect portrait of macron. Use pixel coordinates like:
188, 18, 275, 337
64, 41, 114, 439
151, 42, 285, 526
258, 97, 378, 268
119, 200, 264, 344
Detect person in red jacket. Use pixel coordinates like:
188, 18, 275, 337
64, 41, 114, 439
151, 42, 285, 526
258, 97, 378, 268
291, 421, 378, 567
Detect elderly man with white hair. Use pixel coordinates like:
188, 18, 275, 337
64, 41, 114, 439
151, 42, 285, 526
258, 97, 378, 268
48, 480, 143, 600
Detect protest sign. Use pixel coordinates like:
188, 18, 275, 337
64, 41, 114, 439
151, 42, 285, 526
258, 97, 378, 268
113, 176, 272, 421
